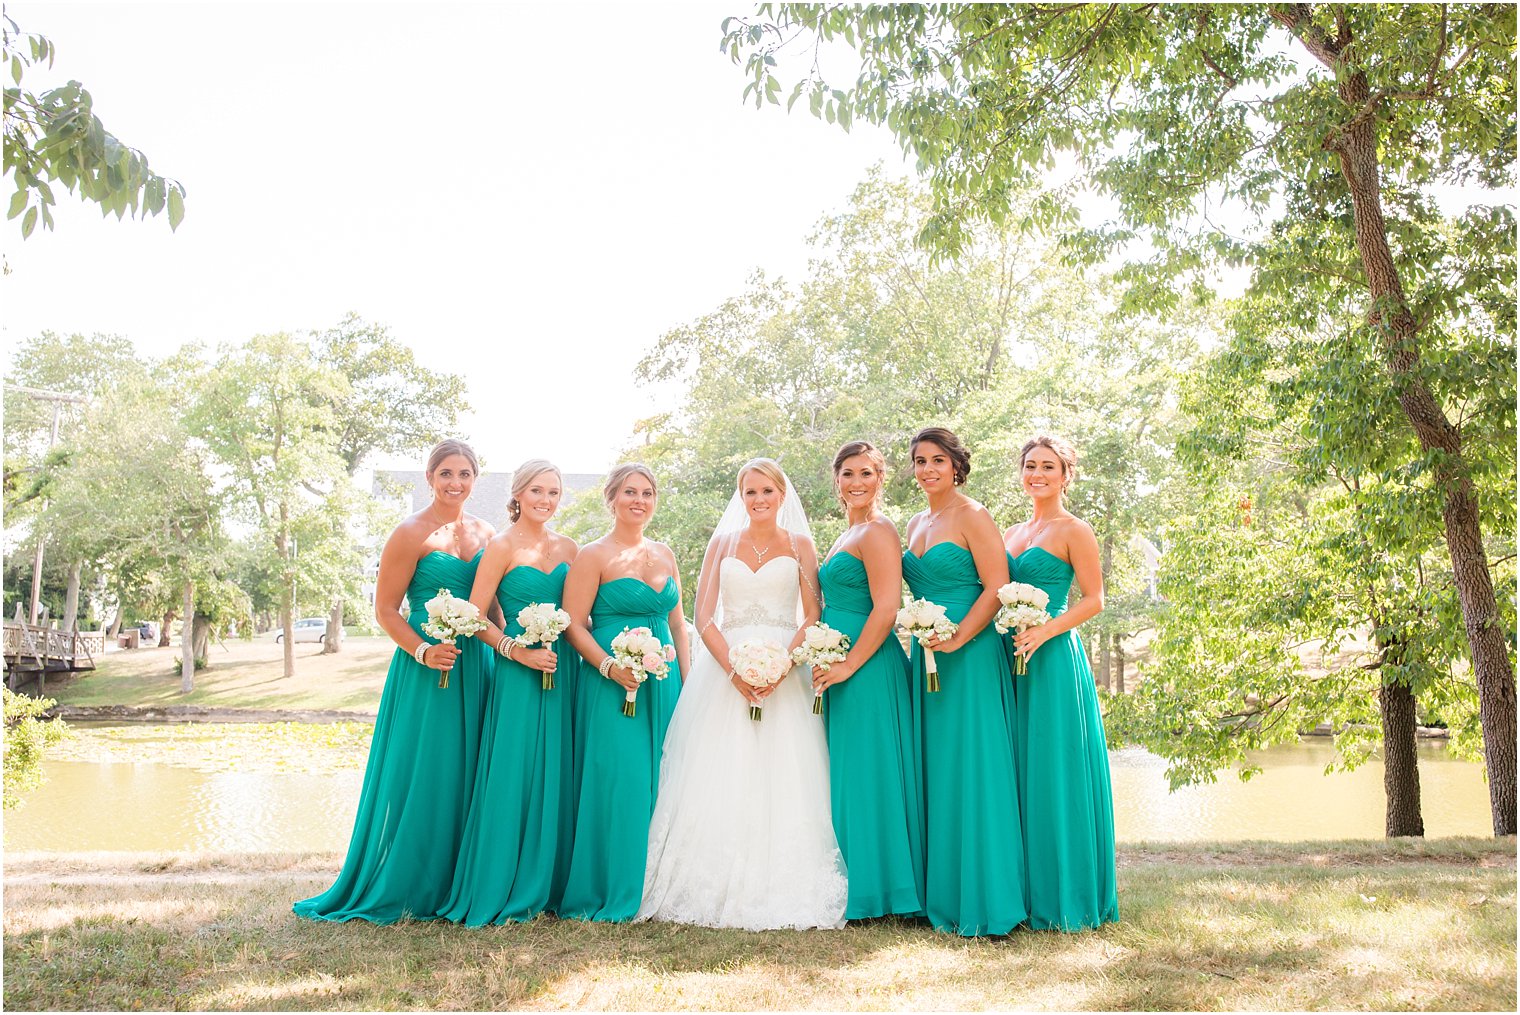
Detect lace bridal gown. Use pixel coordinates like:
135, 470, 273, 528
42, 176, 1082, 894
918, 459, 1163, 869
637, 554, 848, 930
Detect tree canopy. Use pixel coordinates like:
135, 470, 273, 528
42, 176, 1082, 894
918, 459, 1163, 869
724, 1, 1517, 835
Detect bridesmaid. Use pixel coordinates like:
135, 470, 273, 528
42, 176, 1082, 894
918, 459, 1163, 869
438, 460, 578, 925
1003, 434, 1119, 931
558, 463, 689, 921
294, 439, 494, 924
813, 440, 925, 920
901, 426, 1028, 936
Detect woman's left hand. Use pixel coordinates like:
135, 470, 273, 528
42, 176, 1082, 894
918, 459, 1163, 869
812, 658, 857, 693
1013, 623, 1057, 661
923, 632, 963, 653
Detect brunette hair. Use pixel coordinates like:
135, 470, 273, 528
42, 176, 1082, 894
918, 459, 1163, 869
909, 426, 971, 486
737, 457, 788, 498
508, 459, 561, 523
1019, 434, 1078, 489
603, 462, 658, 510
832, 440, 886, 507
425, 438, 478, 478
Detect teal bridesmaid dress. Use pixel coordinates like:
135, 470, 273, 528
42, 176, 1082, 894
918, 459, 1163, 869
293, 550, 489, 924
438, 562, 570, 925
1008, 547, 1119, 931
818, 551, 925, 919
557, 577, 683, 921
902, 543, 1028, 936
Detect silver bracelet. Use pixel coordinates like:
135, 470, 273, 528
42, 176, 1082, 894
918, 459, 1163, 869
413, 642, 429, 666
598, 656, 616, 678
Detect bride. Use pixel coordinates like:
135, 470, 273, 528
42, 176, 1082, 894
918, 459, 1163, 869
637, 458, 848, 930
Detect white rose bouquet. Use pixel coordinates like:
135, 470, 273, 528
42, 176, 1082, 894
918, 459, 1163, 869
610, 625, 676, 717
994, 581, 1052, 675
514, 602, 572, 690
731, 639, 791, 721
792, 622, 850, 715
421, 588, 490, 689
897, 597, 958, 693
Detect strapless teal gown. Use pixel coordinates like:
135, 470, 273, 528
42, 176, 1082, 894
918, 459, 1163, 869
438, 563, 569, 925
558, 577, 683, 921
819, 552, 925, 919
293, 550, 489, 924
1008, 547, 1119, 931
902, 543, 1028, 936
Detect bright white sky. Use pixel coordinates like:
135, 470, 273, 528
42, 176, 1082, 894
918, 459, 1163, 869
3, 0, 911, 473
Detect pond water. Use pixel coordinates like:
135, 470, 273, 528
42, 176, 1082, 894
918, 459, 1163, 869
3, 739, 1493, 853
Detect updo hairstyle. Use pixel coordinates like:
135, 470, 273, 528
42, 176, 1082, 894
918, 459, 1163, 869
831, 440, 886, 507
1018, 434, 1078, 490
507, 459, 561, 523
603, 462, 658, 512
425, 438, 479, 477
737, 457, 788, 498
909, 426, 971, 486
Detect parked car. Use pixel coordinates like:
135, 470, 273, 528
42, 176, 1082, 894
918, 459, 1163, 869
275, 617, 343, 644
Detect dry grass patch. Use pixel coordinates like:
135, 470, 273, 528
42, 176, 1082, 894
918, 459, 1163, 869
47, 638, 395, 712
4, 840, 1514, 1011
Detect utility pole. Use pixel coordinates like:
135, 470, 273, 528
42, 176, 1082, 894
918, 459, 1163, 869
6, 384, 88, 626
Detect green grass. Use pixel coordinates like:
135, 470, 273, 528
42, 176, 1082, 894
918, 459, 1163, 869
3, 841, 1513, 1011
44, 638, 395, 713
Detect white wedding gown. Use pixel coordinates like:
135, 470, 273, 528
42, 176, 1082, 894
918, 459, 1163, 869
637, 555, 849, 930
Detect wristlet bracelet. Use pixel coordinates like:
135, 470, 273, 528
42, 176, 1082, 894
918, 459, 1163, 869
598, 656, 616, 678
497, 635, 512, 658
413, 642, 429, 666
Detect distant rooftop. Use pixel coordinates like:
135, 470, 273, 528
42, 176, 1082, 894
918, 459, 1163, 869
375, 469, 602, 530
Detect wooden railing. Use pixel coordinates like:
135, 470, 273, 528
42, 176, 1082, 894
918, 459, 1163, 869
3, 621, 101, 691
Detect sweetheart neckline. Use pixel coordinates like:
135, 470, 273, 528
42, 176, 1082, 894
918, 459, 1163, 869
601, 575, 677, 594
504, 561, 571, 577
720, 555, 799, 577
904, 541, 971, 560
421, 548, 485, 565
1010, 544, 1072, 569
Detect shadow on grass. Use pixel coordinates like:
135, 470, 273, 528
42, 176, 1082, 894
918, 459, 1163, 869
4, 852, 1515, 1011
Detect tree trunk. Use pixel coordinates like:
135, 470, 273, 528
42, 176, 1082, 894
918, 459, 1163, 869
278, 510, 295, 678
1113, 634, 1126, 695
62, 561, 81, 631
106, 604, 123, 639
1274, 13, 1518, 835
1380, 678, 1425, 837
159, 609, 175, 647
1332, 121, 1516, 835
323, 599, 343, 655
192, 613, 211, 670
180, 581, 195, 694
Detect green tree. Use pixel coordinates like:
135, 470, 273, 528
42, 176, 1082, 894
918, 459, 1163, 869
189, 334, 347, 678
726, 1, 1518, 835
625, 172, 1195, 629
41, 367, 230, 691
2, 688, 65, 809
3, 15, 183, 239
309, 314, 467, 651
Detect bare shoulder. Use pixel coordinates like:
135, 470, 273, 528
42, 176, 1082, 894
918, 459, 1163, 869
464, 513, 495, 542
552, 531, 580, 556
958, 498, 1000, 534
859, 516, 902, 552
1057, 514, 1096, 541
791, 531, 818, 556
649, 539, 679, 568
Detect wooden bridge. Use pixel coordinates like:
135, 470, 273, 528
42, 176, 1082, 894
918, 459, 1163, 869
3, 622, 102, 694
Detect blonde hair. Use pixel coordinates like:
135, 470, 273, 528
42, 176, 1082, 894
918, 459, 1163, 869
1019, 434, 1078, 489
425, 438, 478, 477
508, 459, 561, 523
832, 440, 886, 509
603, 463, 658, 510
737, 457, 788, 498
